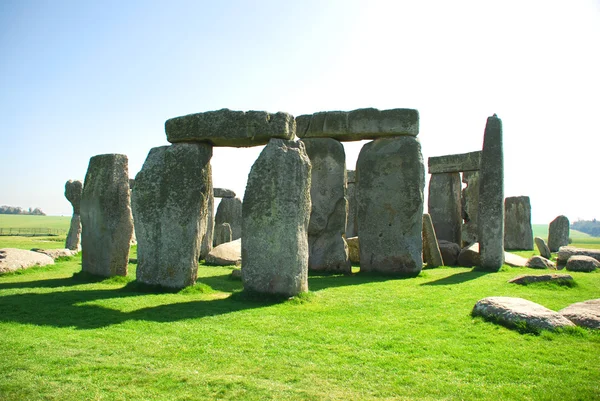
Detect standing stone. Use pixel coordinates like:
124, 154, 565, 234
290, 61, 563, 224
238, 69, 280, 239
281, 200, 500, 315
242, 139, 311, 296
461, 171, 480, 246
504, 196, 534, 250
428, 172, 462, 244
64, 180, 83, 251
535, 236, 552, 259
302, 138, 350, 273
132, 143, 212, 289
345, 170, 358, 238
548, 215, 570, 252
81, 154, 134, 277
357, 136, 425, 275
477, 115, 504, 270
422, 213, 443, 268
214, 223, 232, 246
200, 165, 214, 260
214, 197, 243, 244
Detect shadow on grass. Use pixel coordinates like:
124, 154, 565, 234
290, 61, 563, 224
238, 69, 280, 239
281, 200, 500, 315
420, 269, 492, 286
308, 271, 415, 291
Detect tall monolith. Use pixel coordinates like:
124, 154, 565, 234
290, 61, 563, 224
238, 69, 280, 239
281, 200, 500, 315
242, 139, 311, 296
504, 196, 534, 250
477, 115, 504, 270
428, 172, 462, 244
461, 171, 480, 246
548, 215, 570, 252
200, 163, 214, 260
81, 154, 134, 277
132, 143, 212, 289
65, 179, 83, 251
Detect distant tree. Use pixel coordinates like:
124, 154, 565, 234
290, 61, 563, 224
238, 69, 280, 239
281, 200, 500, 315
572, 219, 600, 237
0, 205, 46, 215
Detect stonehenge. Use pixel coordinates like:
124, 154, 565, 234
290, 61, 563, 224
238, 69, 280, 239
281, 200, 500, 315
548, 215, 570, 252
64, 179, 83, 251
213, 197, 242, 247
504, 196, 534, 250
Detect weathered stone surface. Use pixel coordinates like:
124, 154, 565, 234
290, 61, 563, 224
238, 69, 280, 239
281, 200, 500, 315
81, 154, 133, 277
438, 240, 460, 266
230, 268, 242, 280
31, 248, 78, 259
428, 151, 481, 174
129, 178, 135, 190
200, 165, 214, 260
428, 172, 462, 244
214, 223, 232, 247
478, 115, 504, 270
345, 170, 358, 238
296, 108, 419, 141
242, 139, 311, 296
346, 236, 360, 264
422, 213, 443, 268
356, 136, 424, 275
461, 171, 480, 246
557, 246, 600, 268
0, 248, 54, 274
559, 299, 600, 329
548, 215, 570, 252
303, 138, 350, 273
458, 243, 480, 267
206, 239, 241, 266
509, 274, 572, 285
525, 256, 556, 269
504, 196, 534, 250
472, 296, 575, 331
565, 255, 599, 272
132, 144, 212, 288
214, 188, 236, 198
535, 236, 552, 259
165, 109, 295, 147
65, 180, 83, 251
214, 197, 242, 244
504, 252, 528, 267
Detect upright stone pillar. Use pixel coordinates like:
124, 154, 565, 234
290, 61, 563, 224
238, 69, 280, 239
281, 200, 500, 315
422, 213, 443, 268
215, 223, 232, 245
200, 164, 214, 260
504, 196, 534, 250
345, 170, 358, 238
357, 136, 425, 275
461, 171, 480, 246
548, 215, 570, 252
81, 154, 134, 277
132, 143, 212, 289
428, 172, 462, 244
242, 139, 311, 296
64, 180, 83, 251
302, 138, 350, 273
214, 197, 242, 244
478, 115, 504, 270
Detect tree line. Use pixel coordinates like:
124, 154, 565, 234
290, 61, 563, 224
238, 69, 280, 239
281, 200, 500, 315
571, 219, 600, 237
0, 205, 46, 215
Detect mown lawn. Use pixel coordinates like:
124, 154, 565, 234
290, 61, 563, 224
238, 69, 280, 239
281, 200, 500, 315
0, 215, 71, 230
0, 237, 599, 400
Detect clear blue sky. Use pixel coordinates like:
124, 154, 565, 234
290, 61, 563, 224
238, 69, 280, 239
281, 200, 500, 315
1, 0, 599, 223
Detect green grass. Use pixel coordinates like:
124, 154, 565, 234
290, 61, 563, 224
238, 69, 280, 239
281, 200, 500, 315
0, 215, 71, 230
1, 238, 599, 400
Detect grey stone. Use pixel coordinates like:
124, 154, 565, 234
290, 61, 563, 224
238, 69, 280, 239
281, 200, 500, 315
428, 151, 481, 174
81, 154, 134, 277
132, 144, 212, 289
165, 109, 295, 147
303, 138, 350, 273
477, 115, 504, 270
548, 215, 570, 252
31, 248, 78, 259
214, 188, 236, 198
458, 243, 480, 267
438, 240, 460, 266
535, 237, 552, 259
200, 164, 214, 260
242, 139, 311, 297
557, 246, 600, 268
296, 108, 419, 141
214, 223, 232, 247
504, 196, 534, 250
0, 248, 54, 274
64, 180, 83, 251
565, 255, 599, 272
428, 172, 462, 244
214, 197, 242, 244
504, 252, 528, 268
422, 213, 443, 268
345, 170, 358, 238
472, 296, 575, 331
509, 274, 572, 285
230, 269, 242, 280
206, 239, 241, 266
128, 178, 135, 190
346, 236, 360, 264
356, 136, 424, 275
525, 256, 556, 269
559, 299, 600, 329
461, 171, 480, 246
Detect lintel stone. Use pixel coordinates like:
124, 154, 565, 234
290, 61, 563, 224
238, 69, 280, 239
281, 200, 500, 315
214, 188, 236, 198
428, 151, 481, 174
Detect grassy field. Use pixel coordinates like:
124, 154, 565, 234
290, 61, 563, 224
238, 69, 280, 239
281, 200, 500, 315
532, 224, 590, 240
1, 236, 599, 400
0, 215, 71, 230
